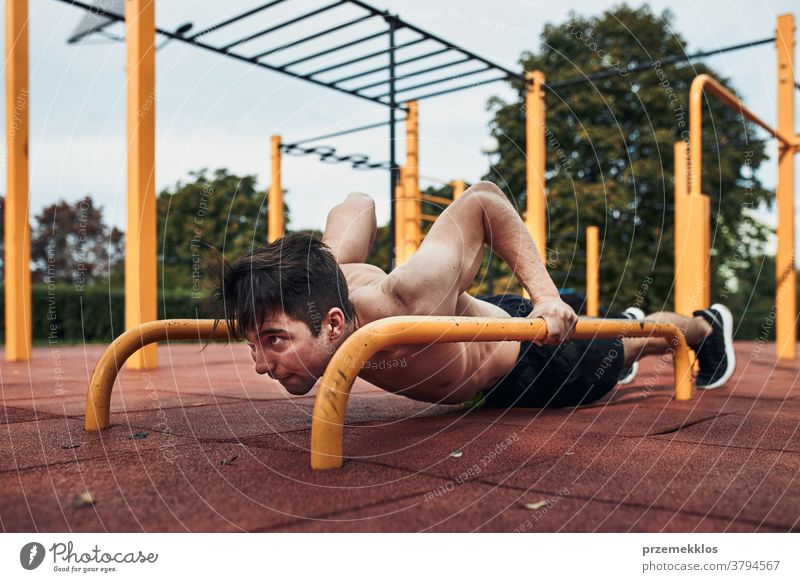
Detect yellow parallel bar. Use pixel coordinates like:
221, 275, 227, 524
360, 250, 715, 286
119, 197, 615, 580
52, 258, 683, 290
84, 320, 232, 431
586, 226, 599, 317
525, 70, 546, 260
268, 135, 284, 243
451, 180, 466, 200
689, 73, 796, 198
125, 0, 157, 369
420, 213, 438, 223
421, 193, 452, 206
84, 317, 693, 467
673, 141, 690, 315
4, 0, 31, 361
776, 13, 796, 361
310, 317, 694, 469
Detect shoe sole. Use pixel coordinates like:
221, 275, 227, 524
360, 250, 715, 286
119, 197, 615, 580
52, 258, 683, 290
697, 303, 736, 390
623, 307, 646, 320
617, 361, 639, 385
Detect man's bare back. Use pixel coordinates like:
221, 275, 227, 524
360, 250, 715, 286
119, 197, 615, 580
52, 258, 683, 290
340, 262, 521, 403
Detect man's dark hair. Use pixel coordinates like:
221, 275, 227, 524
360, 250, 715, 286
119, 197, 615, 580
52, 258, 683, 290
210, 232, 355, 339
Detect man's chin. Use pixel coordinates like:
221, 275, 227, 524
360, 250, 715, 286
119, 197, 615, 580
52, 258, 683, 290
281, 376, 315, 396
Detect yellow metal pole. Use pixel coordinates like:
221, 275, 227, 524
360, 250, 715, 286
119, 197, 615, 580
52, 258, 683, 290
776, 13, 796, 361
586, 226, 599, 317
268, 135, 284, 243
125, 0, 157, 369
682, 192, 710, 314
394, 165, 406, 265
310, 316, 694, 469
404, 100, 420, 258
4, 0, 31, 361
451, 180, 466, 200
673, 141, 690, 315
525, 71, 546, 261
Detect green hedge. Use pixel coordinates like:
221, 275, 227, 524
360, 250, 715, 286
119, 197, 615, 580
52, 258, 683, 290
0, 285, 211, 344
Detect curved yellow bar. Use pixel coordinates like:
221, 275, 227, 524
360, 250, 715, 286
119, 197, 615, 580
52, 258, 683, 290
689, 73, 796, 197
310, 317, 693, 470
84, 319, 231, 431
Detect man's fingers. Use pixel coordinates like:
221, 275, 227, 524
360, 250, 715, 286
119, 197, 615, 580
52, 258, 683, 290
542, 315, 563, 345
564, 314, 578, 340
531, 315, 547, 346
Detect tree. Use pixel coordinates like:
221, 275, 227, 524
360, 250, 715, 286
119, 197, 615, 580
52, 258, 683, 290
485, 4, 772, 314
30, 196, 124, 286
157, 168, 288, 289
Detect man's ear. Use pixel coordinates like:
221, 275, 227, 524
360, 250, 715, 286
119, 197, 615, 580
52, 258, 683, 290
324, 308, 347, 341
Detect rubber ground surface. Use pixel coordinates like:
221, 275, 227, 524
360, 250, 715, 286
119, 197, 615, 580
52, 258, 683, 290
1, 341, 798, 532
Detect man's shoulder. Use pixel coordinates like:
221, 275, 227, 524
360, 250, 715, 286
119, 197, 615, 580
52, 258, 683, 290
348, 275, 408, 323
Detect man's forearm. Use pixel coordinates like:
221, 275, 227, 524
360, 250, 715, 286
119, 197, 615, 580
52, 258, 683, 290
473, 184, 560, 301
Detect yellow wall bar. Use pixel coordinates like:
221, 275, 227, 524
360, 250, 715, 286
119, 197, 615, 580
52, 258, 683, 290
310, 316, 694, 469
394, 165, 406, 265
268, 135, 284, 243
673, 141, 690, 315
525, 70, 546, 260
403, 100, 420, 259
421, 193, 452, 207
776, 13, 796, 361
451, 180, 466, 200
4, 0, 31, 361
586, 226, 599, 317
125, 0, 157, 369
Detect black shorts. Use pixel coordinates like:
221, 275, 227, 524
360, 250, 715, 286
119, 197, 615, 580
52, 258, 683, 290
476, 294, 625, 408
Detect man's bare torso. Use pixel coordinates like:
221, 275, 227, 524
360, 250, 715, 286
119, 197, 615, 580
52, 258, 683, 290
341, 263, 523, 404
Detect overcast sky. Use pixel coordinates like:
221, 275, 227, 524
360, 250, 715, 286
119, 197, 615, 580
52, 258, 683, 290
1, 0, 797, 243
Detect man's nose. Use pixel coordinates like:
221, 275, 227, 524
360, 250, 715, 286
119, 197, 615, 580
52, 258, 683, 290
252, 349, 274, 377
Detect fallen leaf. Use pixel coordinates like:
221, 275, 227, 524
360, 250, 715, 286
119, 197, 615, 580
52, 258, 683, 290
521, 500, 549, 510
564, 452, 574, 456
220, 453, 239, 466
72, 491, 96, 508
449, 449, 463, 458
61, 444, 80, 450
127, 432, 149, 440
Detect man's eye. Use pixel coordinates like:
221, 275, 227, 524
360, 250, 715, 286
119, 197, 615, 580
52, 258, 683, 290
268, 336, 284, 346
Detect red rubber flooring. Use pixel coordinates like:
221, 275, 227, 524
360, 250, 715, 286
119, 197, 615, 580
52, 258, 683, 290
1, 341, 799, 532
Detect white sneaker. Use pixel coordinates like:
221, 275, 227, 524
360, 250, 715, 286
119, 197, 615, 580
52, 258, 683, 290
617, 307, 646, 385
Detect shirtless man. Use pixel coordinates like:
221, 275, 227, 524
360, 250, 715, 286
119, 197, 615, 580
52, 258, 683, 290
212, 181, 736, 407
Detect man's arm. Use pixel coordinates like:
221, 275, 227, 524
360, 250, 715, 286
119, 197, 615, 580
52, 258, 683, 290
383, 181, 577, 344
321, 192, 377, 264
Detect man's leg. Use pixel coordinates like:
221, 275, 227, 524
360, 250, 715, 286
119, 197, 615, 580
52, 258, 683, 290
621, 311, 712, 367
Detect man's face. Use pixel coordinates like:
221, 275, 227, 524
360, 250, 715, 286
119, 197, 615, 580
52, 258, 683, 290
244, 307, 343, 395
